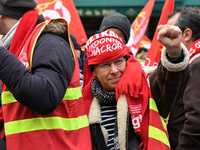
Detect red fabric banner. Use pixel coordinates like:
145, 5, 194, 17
36, 0, 87, 45
145, 0, 175, 66
136, 35, 151, 51
127, 0, 155, 56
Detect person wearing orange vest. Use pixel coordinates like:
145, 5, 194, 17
0, 0, 92, 150
82, 28, 190, 149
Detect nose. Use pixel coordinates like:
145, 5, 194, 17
110, 63, 119, 73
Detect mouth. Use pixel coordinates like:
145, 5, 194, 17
109, 76, 121, 83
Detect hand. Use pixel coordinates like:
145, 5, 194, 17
157, 25, 182, 57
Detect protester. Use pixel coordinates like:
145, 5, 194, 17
136, 47, 148, 60
70, 34, 82, 59
99, 12, 131, 44
166, 6, 200, 150
70, 34, 84, 89
135, 47, 148, 68
0, 0, 92, 149
82, 28, 190, 149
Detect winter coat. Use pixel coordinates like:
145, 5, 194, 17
175, 53, 200, 150
149, 47, 191, 150
89, 96, 141, 150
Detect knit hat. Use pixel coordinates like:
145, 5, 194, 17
85, 29, 128, 65
70, 34, 81, 51
0, 0, 38, 19
99, 12, 131, 44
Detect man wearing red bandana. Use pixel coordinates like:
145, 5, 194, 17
165, 6, 200, 150
82, 28, 190, 150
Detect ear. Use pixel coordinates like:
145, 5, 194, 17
182, 28, 193, 42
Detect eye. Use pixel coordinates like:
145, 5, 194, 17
114, 59, 124, 66
98, 63, 110, 69
101, 63, 110, 68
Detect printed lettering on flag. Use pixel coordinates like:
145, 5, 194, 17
127, 0, 155, 56
36, 0, 87, 45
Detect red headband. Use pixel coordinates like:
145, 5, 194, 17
85, 29, 128, 65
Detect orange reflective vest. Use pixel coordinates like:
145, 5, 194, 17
128, 88, 170, 150
1, 19, 92, 150
147, 95, 171, 150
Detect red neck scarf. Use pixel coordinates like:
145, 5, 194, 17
115, 56, 149, 146
188, 39, 200, 59
82, 55, 150, 149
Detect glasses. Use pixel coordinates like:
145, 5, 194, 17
96, 58, 126, 71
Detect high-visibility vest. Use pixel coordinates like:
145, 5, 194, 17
147, 96, 171, 150
1, 18, 92, 150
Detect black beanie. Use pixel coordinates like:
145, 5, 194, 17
0, 0, 38, 20
70, 34, 81, 51
99, 12, 131, 44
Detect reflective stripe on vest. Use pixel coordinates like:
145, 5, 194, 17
2, 87, 82, 105
148, 98, 170, 148
2, 88, 88, 136
5, 115, 89, 136
149, 98, 167, 131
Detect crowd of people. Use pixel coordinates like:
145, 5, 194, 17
0, 0, 199, 150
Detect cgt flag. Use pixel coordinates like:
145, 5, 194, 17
126, 0, 155, 56
145, 0, 175, 66
36, 0, 87, 45
136, 35, 151, 51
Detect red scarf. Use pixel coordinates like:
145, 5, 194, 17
82, 55, 150, 149
115, 56, 149, 149
188, 39, 200, 59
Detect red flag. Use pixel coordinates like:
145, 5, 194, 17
36, 0, 87, 45
136, 35, 151, 51
145, 0, 175, 66
127, 0, 155, 56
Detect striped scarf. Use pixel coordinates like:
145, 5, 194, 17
91, 76, 119, 150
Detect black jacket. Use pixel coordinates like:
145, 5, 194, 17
149, 47, 190, 150
0, 15, 74, 114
